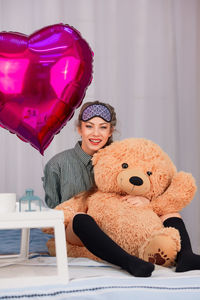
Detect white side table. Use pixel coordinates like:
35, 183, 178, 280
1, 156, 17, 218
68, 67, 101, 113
0, 209, 69, 288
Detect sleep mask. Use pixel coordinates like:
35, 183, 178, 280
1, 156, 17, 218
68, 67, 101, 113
81, 104, 112, 122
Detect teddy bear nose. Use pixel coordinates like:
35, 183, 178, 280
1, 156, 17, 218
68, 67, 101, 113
129, 176, 143, 186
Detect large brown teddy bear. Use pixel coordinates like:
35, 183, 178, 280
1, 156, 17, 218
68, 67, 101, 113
46, 138, 196, 267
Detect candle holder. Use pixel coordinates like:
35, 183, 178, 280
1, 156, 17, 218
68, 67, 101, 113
19, 189, 42, 212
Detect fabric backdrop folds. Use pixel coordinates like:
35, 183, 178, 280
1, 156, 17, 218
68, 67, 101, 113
0, 0, 200, 252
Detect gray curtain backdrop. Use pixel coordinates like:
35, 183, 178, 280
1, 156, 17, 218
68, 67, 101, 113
0, 0, 200, 251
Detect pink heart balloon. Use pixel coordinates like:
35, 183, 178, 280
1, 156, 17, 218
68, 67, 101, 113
0, 24, 93, 154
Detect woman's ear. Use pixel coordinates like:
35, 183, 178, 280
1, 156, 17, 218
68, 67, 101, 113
109, 126, 114, 137
109, 128, 114, 137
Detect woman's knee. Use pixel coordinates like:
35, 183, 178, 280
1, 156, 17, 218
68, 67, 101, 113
160, 212, 182, 223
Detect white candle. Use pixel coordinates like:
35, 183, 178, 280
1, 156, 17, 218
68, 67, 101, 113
0, 193, 16, 213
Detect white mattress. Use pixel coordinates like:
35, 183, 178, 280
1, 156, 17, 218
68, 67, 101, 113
0, 256, 200, 300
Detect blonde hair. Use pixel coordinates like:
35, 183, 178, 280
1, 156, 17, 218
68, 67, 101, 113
77, 100, 117, 146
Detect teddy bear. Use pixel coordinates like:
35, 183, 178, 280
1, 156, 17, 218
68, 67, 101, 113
46, 138, 196, 267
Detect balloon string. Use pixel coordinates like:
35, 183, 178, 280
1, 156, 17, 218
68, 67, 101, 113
41, 155, 45, 171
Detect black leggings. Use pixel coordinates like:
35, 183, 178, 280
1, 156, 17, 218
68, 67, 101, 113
72, 213, 154, 277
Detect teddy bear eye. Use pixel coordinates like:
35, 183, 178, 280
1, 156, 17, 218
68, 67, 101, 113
122, 163, 128, 169
147, 171, 152, 176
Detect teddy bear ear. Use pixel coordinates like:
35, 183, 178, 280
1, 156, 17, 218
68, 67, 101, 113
92, 141, 118, 166
92, 151, 101, 166
92, 147, 107, 165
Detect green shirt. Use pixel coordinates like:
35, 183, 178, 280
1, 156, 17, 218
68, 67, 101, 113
42, 142, 94, 208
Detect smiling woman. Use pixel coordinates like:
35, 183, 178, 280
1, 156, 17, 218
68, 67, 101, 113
78, 117, 112, 155
42, 100, 116, 208
43, 100, 155, 277
77, 101, 117, 153
77, 102, 116, 155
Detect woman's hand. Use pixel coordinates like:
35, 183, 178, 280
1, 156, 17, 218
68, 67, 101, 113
122, 195, 150, 207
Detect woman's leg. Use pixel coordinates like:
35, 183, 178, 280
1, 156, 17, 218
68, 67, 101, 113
163, 214, 200, 272
72, 213, 154, 277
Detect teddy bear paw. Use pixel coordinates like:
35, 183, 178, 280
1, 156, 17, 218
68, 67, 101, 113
146, 249, 172, 266
139, 230, 180, 267
46, 237, 56, 256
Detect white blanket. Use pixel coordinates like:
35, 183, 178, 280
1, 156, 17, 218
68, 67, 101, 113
0, 257, 200, 300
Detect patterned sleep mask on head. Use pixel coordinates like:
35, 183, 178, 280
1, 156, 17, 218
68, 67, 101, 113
81, 104, 112, 122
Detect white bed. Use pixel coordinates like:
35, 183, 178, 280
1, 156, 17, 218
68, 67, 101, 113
0, 229, 200, 300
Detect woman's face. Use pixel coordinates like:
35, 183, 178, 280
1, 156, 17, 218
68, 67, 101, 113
78, 117, 113, 155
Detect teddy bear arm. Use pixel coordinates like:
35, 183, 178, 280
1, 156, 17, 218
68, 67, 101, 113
55, 196, 88, 226
43, 196, 88, 235
42, 200, 75, 234
151, 171, 197, 216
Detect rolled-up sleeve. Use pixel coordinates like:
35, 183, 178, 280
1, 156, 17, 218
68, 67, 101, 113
42, 163, 61, 208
